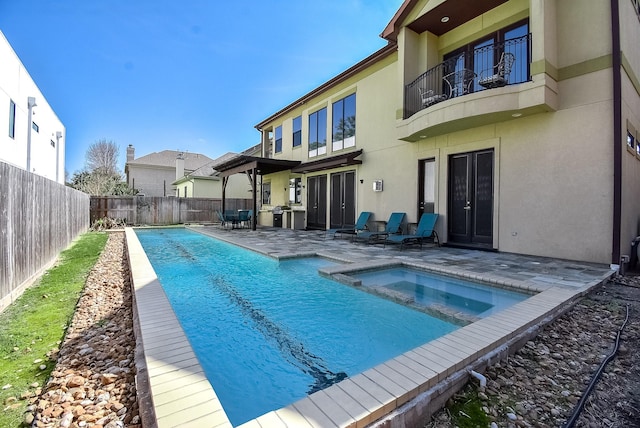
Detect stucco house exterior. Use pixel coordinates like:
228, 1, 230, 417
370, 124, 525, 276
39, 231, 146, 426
172, 144, 261, 199
124, 145, 212, 197
216, 0, 640, 266
0, 31, 65, 184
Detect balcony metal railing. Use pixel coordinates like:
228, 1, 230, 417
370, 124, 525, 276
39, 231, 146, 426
404, 34, 531, 119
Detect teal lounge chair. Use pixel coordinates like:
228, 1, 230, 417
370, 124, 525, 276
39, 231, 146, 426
354, 212, 405, 244
384, 213, 439, 249
327, 211, 372, 239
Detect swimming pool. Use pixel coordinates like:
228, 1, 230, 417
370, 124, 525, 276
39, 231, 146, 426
135, 228, 458, 426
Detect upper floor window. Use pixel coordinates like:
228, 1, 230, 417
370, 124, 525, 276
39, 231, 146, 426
308, 107, 327, 158
292, 116, 302, 147
275, 126, 282, 153
332, 93, 356, 151
50, 139, 55, 148
32, 121, 39, 133
8, 99, 15, 139
628, 130, 636, 152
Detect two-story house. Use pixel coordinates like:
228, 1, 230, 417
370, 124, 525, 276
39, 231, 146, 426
216, 0, 640, 266
0, 31, 65, 184
124, 145, 213, 197
172, 144, 261, 200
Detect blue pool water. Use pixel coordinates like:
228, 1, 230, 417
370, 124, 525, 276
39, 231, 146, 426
135, 228, 458, 426
350, 268, 530, 319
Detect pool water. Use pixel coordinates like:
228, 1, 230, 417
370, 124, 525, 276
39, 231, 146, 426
350, 268, 530, 319
135, 228, 458, 426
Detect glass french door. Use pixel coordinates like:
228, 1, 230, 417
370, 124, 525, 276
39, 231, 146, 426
448, 150, 494, 246
306, 175, 327, 230
329, 171, 356, 229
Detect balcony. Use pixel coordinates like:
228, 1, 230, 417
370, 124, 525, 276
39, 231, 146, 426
403, 34, 532, 119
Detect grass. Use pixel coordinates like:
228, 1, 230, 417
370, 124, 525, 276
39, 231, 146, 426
0, 232, 108, 427
446, 384, 492, 428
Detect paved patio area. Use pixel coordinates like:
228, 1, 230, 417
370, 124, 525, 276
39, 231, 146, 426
126, 226, 615, 428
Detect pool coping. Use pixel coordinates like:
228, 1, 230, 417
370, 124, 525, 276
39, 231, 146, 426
126, 227, 613, 428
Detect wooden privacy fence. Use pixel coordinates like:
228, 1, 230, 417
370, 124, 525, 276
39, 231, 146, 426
90, 196, 252, 225
1, 162, 89, 311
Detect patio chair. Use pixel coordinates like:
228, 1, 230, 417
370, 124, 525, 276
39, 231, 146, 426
327, 211, 372, 240
238, 210, 251, 229
216, 210, 227, 228
384, 213, 440, 249
419, 87, 447, 107
478, 52, 515, 89
353, 212, 405, 244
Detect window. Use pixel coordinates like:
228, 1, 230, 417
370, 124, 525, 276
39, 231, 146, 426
8, 100, 15, 139
184, 186, 188, 197
628, 130, 636, 152
32, 122, 39, 133
332, 93, 356, 151
275, 126, 282, 153
50, 139, 55, 148
292, 116, 302, 147
422, 159, 436, 214
308, 107, 327, 157
262, 182, 271, 204
289, 177, 302, 204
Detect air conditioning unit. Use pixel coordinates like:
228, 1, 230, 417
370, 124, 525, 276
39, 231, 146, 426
373, 180, 383, 192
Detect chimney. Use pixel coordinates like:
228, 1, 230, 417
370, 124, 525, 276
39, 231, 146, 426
126, 145, 135, 162
176, 152, 185, 180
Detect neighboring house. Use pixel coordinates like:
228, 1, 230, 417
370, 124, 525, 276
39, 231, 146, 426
0, 31, 65, 184
216, 0, 640, 266
124, 145, 213, 197
173, 144, 261, 199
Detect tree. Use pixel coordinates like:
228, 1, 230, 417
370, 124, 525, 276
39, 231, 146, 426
86, 139, 119, 176
68, 140, 137, 196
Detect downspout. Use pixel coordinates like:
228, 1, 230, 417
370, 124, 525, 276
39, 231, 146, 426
611, 0, 622, 266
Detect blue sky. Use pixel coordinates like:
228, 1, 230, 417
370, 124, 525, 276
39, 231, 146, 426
0, 1, 403, 179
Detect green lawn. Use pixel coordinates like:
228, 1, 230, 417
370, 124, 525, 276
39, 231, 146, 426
0, 232, 108, 427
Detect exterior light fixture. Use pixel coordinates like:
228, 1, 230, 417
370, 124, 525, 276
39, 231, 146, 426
441, 16, 450, 23
512, 113, 522, 118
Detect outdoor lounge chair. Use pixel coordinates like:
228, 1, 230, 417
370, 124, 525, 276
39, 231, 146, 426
478, 52, 515, 89
327, 211, 372, 239
353, 212, 405, 244
384, 213, 439, 249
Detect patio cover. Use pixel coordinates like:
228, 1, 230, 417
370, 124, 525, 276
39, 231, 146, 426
216, 156, 300, 230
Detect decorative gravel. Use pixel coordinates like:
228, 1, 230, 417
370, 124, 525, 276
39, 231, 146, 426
28, 232, 139, 428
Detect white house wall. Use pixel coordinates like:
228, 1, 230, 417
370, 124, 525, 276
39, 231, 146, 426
0, 31, 65, 184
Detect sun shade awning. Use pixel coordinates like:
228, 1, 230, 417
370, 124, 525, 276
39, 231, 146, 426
216, 156, 301, 178
291, 149, 363, 173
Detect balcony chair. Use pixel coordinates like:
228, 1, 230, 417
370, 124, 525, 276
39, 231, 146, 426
419, 87, 448, 107
384, 213, 440, 250
478, 52, 515, 89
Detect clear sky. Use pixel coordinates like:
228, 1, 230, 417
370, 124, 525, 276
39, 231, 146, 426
0, 1, 403, 179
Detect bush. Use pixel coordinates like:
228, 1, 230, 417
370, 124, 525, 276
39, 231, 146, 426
90, 217, 126, 231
